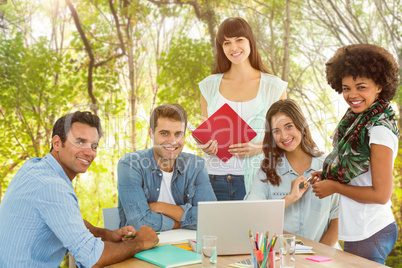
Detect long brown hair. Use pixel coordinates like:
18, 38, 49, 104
212, 17, 270, 74
261, 99, 323, 186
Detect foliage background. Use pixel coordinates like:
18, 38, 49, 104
0, 0, 401, 267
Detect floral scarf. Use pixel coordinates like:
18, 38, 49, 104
321, 98, 400, 183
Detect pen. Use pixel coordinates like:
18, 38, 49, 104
299, 176, 312, 189
271, 236, 277, 250
249, 230, 258, 266
125, 232, 160, 238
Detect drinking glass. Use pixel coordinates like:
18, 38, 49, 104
279, 234, 295, 268
202, 235, 217, 268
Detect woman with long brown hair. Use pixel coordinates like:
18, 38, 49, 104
246, 99, 339, 246
198, 17, 287, 200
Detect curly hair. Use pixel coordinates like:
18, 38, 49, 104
261, 99, 323, 186
325, 44, 399, 101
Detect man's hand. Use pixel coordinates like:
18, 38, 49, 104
148, 202, 184, 223
93, 225, 159, 267
148, 202, 161, 213
108, 225, 136, 242
135, 225, 159, 250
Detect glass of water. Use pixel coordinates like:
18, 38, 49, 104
279, 234, 295, 268
202, 235, 217, 268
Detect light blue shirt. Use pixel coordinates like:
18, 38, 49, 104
0, 154, 104, 268
118, 149, 217, 231
246, 155, 339, 242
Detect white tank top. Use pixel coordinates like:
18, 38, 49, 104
205, 93, 257, 175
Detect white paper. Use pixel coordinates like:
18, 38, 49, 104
157, 229, 197, 245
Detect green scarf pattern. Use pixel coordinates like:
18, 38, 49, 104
322, 98, 400, 183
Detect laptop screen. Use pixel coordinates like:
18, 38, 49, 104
196, 200, 285, 255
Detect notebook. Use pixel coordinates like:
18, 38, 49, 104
135, 244, 202, 268
157, 229, 196, 245
191, 103, 257, 162
196, 200, 285, 255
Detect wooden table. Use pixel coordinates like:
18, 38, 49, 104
106, 234, 390, 268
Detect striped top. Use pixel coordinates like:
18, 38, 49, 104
0, 154, 104, 267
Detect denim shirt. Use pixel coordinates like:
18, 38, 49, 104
246, 155, 339, 242
117, 149, 216, 231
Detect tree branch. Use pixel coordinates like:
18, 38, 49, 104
327, 0, 363, 43
65, 0, 97, 113
109, 0, 126, 55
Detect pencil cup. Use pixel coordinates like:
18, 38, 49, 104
202, 235, 217, 268
268, 249, 275, 268
251, 248, 275, 268
279, 234, 295, 268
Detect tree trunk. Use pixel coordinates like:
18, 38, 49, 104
282, 0, 291, 81
127, 28, 137, 152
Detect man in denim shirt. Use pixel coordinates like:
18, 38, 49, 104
118, 104, 216, 232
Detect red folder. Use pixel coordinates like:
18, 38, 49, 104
192, 103, 257, 162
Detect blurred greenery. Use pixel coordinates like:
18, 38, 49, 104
0, 0, 401, 267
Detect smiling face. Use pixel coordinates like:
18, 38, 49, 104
271, 113, 302, 153
342, 76, 382, 114
51, 122, 99, 181
150, 117, 185, 172
222, 36, 251, 65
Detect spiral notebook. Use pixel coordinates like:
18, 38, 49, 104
191, 103, 257, 162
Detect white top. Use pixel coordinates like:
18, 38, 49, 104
157, 171, 176, 205
338, 126, 398, 241
205, 93, 257, 175
199, 72, 287, 191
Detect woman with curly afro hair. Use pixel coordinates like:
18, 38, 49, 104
312, 44, 399, 264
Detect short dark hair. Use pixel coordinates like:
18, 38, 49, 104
50, 111, 102, 152
325, 44, 399, 101
150, 104, 187, 133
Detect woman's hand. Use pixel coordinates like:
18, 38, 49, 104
284, 176, 308, 207
312, 180, 338, 199
290, 176, 309, 200
228, 142, 262, 158
195, 139, 218, 155
309, 170, 322, 185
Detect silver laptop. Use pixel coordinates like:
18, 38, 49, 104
196, 200, 285, 255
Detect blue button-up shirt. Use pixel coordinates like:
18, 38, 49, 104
118, 149, 216, 231
0, 154, 104, 267
246, 155, 339, 242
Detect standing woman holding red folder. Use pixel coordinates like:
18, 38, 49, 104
198, 17, 287, 200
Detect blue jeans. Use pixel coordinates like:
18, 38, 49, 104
344, 222, 398, 264
208, 174, 246, 201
